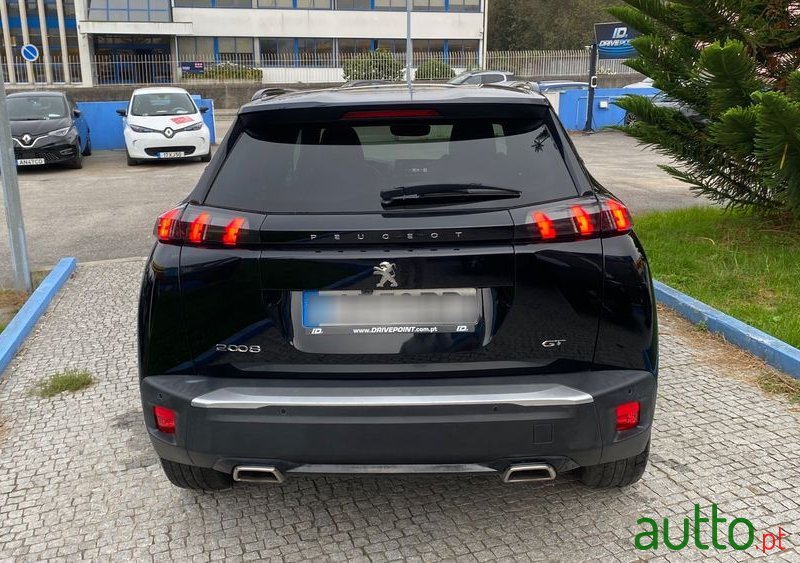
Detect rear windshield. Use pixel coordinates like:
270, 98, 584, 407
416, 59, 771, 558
205, 113, 579, 213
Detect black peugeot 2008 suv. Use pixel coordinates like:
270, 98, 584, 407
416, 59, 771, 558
138, 84, 657, 490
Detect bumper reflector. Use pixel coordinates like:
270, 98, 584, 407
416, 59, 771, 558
153, 405, 176, 434
615, 401, 640, 431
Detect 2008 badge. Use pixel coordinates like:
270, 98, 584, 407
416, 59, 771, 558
215, 344, 261, 353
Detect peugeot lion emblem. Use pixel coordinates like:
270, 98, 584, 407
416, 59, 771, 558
373, 261, 398, 288
163, 127, 174, 138
21, 134, 32, 144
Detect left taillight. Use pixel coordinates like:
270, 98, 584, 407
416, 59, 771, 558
154, 205, 261, 247
155, 206, 184, 242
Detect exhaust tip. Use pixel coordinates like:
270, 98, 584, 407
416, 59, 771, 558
233, 465, 285, 484
502, 463, 556, 483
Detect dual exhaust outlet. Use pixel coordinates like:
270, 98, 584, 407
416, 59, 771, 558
232, 463, 556, 484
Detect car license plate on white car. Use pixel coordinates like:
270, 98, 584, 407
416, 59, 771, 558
16, 158, 45, 166
158, 151, 185, 158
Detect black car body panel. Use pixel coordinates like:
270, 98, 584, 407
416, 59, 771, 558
138, 85, 658, 485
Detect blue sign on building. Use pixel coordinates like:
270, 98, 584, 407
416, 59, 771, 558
594, 22, 640, 60
20, 44, 40, 63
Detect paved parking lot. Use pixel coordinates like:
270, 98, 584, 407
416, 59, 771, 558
0, 130, 699, 285
0, 260, 797, 562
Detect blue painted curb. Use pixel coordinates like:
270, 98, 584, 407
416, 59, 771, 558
0, 257, 77, 377
654, 280, 800, 378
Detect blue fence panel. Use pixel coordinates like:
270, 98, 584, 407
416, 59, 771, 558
557, 87, 659, 131
76, 97, 216, 151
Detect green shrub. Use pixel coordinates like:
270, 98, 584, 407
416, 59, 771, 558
415, 59, 456, 81
342, 49, 404, 81
186, 63, 262, 82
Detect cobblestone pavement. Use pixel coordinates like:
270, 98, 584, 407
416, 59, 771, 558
1, 260, 799, 562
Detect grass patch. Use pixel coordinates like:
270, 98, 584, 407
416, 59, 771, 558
34, 370, 94, 398
635, 207, 800, 347
756, 372, 800, 404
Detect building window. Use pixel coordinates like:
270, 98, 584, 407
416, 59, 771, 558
413, 39, 445, 53
87, 0, 171, 22
335, 0, 370, 9
338, 39, 373, 55
374, 39, 406, 53
448, 0, 479, 11
447, 39, 479, 66
412, 0, 444, 11
218, 36, 255, 61
216, 0, 252, 6
177, 36, 215, 57
373, 0, 405, 9
259, 37, 295, 64
296, 0, 332, 8
447, 39, 479, 53
173, 0, 213, 6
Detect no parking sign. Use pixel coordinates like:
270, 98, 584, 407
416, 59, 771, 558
20, 44, 39, 63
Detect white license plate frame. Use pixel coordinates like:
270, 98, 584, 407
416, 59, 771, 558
157, 151, 185, 159
16, 158, 45, 166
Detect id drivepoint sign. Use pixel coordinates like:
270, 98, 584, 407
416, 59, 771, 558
594, 22, 640, 60
20, 44, 39, 63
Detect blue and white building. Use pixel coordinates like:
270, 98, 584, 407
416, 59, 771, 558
1, 0, 487, 85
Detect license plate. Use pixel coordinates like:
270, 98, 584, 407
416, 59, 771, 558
16, 158, 45, 166
158, 151, 185, 158
301, 289, 480, 335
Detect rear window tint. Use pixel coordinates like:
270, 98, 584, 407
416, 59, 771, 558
205, 114, 579, 213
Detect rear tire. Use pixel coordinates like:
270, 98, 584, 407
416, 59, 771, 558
580, 442, 649, 488
126, 152, 139, 166
159, 458, 233, 491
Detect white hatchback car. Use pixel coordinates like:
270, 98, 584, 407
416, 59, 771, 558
118, 87, 211, 166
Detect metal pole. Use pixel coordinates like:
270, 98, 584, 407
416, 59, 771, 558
406, 0, 412, 90
583, 43, 598, 132
0, 62, 33, 293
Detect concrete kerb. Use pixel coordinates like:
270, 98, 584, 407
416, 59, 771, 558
0, 257, 77, 376
654, 280, 800, 378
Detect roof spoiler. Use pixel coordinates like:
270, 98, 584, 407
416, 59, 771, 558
250, 87, 295, 102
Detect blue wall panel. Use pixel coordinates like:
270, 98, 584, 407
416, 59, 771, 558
558, 87, 659, 131
76, 97, 216, 151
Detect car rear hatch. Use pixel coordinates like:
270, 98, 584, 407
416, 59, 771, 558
174, 101, 618, 378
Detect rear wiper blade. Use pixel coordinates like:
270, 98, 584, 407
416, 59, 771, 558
381, 183, 521, 207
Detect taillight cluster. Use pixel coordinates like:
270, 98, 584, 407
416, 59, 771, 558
520, 196, 632, 242
154, 205, 259, 247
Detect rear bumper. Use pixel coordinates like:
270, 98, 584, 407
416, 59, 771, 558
141, 370, 655, 476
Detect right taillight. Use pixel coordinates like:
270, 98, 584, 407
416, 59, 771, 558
520, 196, 632, 242
605, 198, 632, 232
